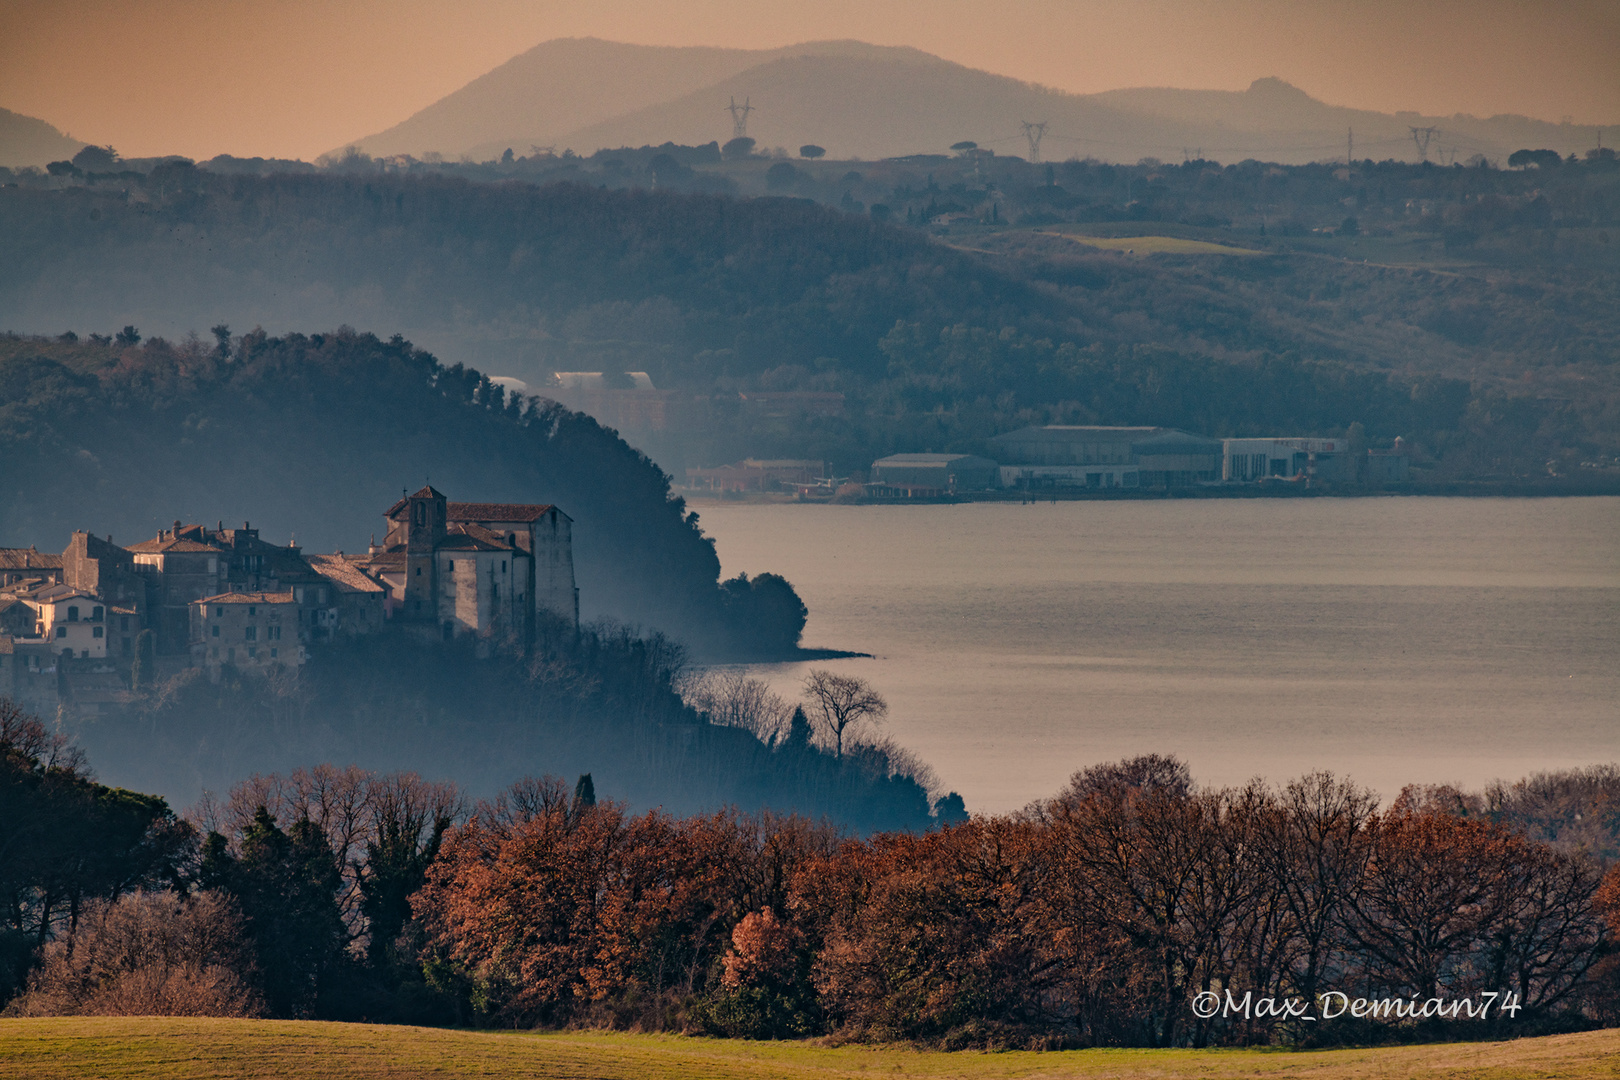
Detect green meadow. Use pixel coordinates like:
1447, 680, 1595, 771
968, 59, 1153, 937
1, 1018, 1616, 1080
1042, 231, 1264, 256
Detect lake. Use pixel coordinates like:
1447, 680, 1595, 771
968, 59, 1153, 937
694, 496, 1620, 814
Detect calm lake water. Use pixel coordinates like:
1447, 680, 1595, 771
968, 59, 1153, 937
695, 496, 1620, 814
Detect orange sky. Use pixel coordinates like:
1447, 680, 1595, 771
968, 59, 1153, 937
2, 0, 1616, 161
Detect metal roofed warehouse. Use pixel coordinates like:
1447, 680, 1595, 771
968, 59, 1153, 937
870, 453, 1000, 492
989, 426, 1221, 488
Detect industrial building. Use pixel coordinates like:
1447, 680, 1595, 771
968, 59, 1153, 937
869, 453, 1000, 493
988, 426, 1222, 488
1222, 437, 1353, 483
999, 464, 1139, 490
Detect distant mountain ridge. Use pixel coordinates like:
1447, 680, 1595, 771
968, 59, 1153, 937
0, 107, 86, 168
343, 38, 1609, 166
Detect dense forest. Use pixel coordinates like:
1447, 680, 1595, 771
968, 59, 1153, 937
1, 152, 1616, 479
0, 328, 806, 656
5, 701, 1618, 1045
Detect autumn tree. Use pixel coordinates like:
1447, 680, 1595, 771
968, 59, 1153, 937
6, 890, 262, 1017
1256, 772, 1377, 1014
1346, 801, 1518, 1001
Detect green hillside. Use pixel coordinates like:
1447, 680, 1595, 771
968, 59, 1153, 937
1, 158, 1616, 478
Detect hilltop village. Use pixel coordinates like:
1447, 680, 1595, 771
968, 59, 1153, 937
0, 486, 576, 714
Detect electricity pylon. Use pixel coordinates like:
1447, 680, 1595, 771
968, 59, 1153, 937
1408, 126, 1438, 163
1021, 120, 1048, 163
728, 97, 754, 139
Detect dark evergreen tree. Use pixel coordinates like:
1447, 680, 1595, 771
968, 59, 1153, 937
201, 808, 345, 1017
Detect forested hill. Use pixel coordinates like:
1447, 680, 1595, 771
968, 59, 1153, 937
0, 329, 804, 658
1, 166, 1616, 476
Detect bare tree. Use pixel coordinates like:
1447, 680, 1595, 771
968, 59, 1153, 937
687, 669, 795, 744
801, 669, 888, 758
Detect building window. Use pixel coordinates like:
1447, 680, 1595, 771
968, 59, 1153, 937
270, 648, 278, 658
245, 626, 257, 641
415, 567, 422, 576
214, 606, 222, 617
81, 650, 88, 659
56, 626, 66, 639
446, 560, 455, 570
212, 625, 220, 637
247, 646, 256, 659
67, 606, 79, 622
501, 560, 506, 572
93, 626, 103, 639
92, 606, 104, 621
247, 606, 257, 617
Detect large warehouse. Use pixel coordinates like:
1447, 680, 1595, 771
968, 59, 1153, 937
988, 426, 1222, 488
869, 453, 1000, 492
1222, 437, 1353, 482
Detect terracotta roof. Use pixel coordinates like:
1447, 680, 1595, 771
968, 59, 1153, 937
128, 537, 223, 554
364, 552, 407, 570
436, 532, 511, 552
21, 584, 99, 604
195, 591, 296, 605
307, 555, 385, 594
0, 548, 63, 570
448, 502, 564, 523
451, 522, 516, 545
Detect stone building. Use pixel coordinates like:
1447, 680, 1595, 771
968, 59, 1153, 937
18, 584, 109, 659
190, 591, 300, 670
1, 485, 577, 698
364, 487, 577, 650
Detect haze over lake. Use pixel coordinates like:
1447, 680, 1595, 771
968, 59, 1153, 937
698, 496, 1620, 814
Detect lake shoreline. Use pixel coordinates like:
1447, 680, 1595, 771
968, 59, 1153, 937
685, 474, 1620, 506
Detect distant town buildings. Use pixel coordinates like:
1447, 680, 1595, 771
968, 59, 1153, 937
0, 487, 577, 713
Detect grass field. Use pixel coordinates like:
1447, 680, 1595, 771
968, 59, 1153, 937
1041, 232, 1263, 256
1, 1018, 1616, 1080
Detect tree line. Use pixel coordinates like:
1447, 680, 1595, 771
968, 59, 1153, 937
6, 699, 1617, 1046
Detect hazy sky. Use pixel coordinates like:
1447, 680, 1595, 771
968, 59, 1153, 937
2, 0, 1616, 161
